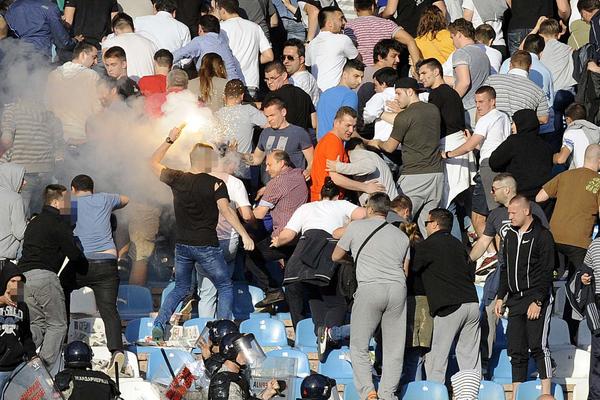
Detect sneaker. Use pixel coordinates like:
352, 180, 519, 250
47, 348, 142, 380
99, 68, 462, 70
254, 290, 285, 308
180, 292, 199, 315
317, 326, 331, 363
109, 351, 126, 376
152, 324, 164, 342
367, 390, 378, 400
475, 255, 498, 275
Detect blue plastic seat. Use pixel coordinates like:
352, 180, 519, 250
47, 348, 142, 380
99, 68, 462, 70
475, 285, 484, 305
268, 349, 310, 377
275, 312, 292, 321
515, 380, 564, 400
146, 349, 196, 383
494, 318, 508, 351
343, 382, 360, 400
117, 285, 153, 320
182, 317, 212, 332
318, 348, 353, 385
249, 312, 272, 320
478, 380, 506, 400
233, 282, 265, 320
400, 381, 449, 400
294, 318, 317, 352
240, 318, 289, 348
490, 349, 513, 384
124, 317, 155, 343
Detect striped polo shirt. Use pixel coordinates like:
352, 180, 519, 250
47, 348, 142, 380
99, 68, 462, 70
584, 238, 600, 294
344, 15, 401, 66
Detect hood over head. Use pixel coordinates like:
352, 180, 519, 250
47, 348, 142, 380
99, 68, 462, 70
512, 109, 540, 136
0, 263, 25, 295
0, 163, 25, 192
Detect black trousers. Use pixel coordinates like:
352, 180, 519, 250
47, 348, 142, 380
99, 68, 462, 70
245, 236, 295, 293
507, 299, 553, 382
68, 260, 123, 353
590, 316, 600, 399
557, 243, 588, 342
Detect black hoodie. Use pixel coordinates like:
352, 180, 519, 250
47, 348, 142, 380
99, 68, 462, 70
0, 264, 36, 371
489, 109, 553, 199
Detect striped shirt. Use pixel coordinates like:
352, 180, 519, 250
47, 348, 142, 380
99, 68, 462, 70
344, 16, 401, 66
258, 167, 308, 236
451, 369, 481, 400
0, 101, 62, 173
584, 238, 600, 294
321, 0, 357, 20
484, 69, 549, 120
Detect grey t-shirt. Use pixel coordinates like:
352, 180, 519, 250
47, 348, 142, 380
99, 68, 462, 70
257, 124, 313, 171
337, 218, 409, 285
453, 44, 490, 110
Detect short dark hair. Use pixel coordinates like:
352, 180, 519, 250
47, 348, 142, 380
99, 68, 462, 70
73, 42, 97, 60
417, 57, 443, 76
111, 12, 134, 31
367, 192, 390, 215
523, 33, 545, 55
334, 106, 358, 120
510, 50, 532, 70
270, 149, 293, 167
199, 14, 220, 34
391, 194, 412, 214
354, 0, 375, 11
44, 184, 67, 206
71, 175, 94, 192
224, 79, 245, 97
373, 67, 398, 87
565, 102, 587, 121
578, 0, 600, 12
98, 75, 120, 92
154, 49, 173, 67
539, 18, 561, 36
475, 23, 496, 44
217, 0, 239, 14
346, 137, 365, 151
373, 39, 402, 64
104, 46, 127, 61
509, 194, 531, 212
429, 208, 453, 231
448, 18, 475, 40
263, 96, 287, 111
264, 60, 287, 75
475, 85, 496, 99
343, 58, 365, 72
318, 6, 341, 29
153, 0, 177, 13
320, 176, 340, 199
283, 38, 305, 58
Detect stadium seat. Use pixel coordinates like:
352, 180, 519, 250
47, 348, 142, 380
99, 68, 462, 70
124, 317, 155, 343
494, 318, 508, 351
549, 317, 575, 350
117, 285, 153, 320
515, 380, 564, 400
294, 318, 317, 352
70, 287, 98, 316
490, 349, 513, 384
400, 381, 449, 400
240, 318, 289, 348
275, 312, 292, 322
475, 285, 484, 305
318, 348, 353, 385
233, 282, 265, 320
577, 319, 591, 351
249, 312, 272, 319
146, 349, 196, 384
552, 347, 591, 379
182, 317, 212, 334
343, 382, 360, 400
478, 380, 505, 400
553, 283, 567, 318
268, 349, 311, 377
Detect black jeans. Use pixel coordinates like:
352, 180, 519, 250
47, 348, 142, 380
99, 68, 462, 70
557, 243, 588, 343
245, 236, 295, 293
74, 260, 123, 352
591, 308, 600, 399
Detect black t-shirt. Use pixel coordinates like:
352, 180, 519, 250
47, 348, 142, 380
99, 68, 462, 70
176, 0, 203, 38
160, 168, 229, 247
64, 0, 118, 48
428, 84, 466, 138
508, 0, 553, 30
395, 0, 434, 36
263, 85, 315, 132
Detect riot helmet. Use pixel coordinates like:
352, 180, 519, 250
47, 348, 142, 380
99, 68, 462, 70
64, 341, 93, 369
219, 333, 266, 369
299, 374, 339, 400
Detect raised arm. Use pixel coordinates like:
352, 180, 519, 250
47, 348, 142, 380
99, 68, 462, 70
150, 127, 182, 177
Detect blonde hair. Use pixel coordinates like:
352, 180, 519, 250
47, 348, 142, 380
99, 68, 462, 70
198, 53, 227, 103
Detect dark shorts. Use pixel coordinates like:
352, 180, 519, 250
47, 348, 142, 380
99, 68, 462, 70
472, 172, 489, 216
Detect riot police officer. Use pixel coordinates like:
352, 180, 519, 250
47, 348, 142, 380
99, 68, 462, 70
208, 333, 279, 400
55, 341, 120, 400
298, 374, 340, 400
198, 319, 239, 378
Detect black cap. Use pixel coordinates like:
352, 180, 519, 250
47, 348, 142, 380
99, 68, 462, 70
394, 77, 421, 91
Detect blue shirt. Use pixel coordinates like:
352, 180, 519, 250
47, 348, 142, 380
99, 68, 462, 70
316, 86, 358, 140
5, 0, 75, 58
499, 53, 555, 133
172, 32, 245, 83
73, 193, 121, 259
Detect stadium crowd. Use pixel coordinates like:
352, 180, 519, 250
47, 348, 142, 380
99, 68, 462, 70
1, 0, 600, 398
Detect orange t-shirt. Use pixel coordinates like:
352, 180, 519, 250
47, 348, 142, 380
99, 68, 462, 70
310, 132, 349, 201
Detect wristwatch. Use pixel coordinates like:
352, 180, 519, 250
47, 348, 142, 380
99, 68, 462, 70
534, 300, 543, 307
165, 136, 175, 144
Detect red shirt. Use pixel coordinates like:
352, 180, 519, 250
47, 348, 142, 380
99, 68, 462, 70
310, 132, 348, 202
138, 74, 167, 96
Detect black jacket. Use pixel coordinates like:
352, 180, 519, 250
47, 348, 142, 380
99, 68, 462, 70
413, 230, 478, 317
489, 109, 553, 200
283, 229, 339, 286
0, 264, 36, 371
498, 215, 555, 313
566, 264, 600, 335
18, 205, 86, 274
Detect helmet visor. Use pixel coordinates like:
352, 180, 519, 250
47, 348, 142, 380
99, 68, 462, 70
235, 334, 266, 368
196, 325, 212, 348
330, 384, 341, 400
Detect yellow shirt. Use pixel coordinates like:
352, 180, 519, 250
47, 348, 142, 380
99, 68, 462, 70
415, 29, 455, 64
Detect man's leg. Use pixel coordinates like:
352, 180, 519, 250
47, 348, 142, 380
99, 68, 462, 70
589, 329, 600, 398
285, 282, 308, 330
480, 299, 499, 377
23, 271, 46, 347
527, 299, 553, 395
194, 245, 234, 320
350, 285, 385, 399
397, 173, 443, 237
507, 312, 529, 394
378, 284, 407, 400
454, 303, 482, 372
245, 236, 288, 294
425, 309, 463, 383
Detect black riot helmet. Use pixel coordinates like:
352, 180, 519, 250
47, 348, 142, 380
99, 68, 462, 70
300, 374, 338, 400
207, 320, 239, 345
219, 333, 266, 368
64, 341, 94, 369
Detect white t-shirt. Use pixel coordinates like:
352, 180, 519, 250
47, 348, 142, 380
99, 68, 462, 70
102, 33, 158, 79
562, 128, 592, 169
285, 199, 358, 235
305, 31, 358, 91
462, 0, 506, 46
221, 17, 272, 88
290, 70, 320, 106
134, 11, 191, 52
474, 108, 511, 160
213, 174, 251, 240
482, 45, 502, 74
363, 87, 396, 141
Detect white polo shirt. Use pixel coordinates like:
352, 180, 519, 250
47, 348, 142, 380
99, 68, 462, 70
134, 11, 191, 52
102, 32, 158, 79
474, 108, 511, 160
305, 31, 358, 92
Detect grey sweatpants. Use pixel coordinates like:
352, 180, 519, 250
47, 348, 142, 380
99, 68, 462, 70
350, 282, 407, 400
425, 302, 481, 383
23, 269, 67, 375
397, 172, 444, 237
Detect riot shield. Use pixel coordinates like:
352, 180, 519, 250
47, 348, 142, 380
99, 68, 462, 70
1, 358, 64, 400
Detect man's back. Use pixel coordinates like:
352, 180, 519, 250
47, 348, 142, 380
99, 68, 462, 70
73, 193, 121, 257
65, 0, 118, 48
452, 44, 490, 110
485, 73, 548, 118
344, 16, 399, 67
305, 31, 358, 91
317, 86, 357, 140
134, 11, 191, 52
263, 85, 315, 131
238, 0, 274, 39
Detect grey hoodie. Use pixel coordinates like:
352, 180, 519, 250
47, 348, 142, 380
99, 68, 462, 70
0, 164, 26, 259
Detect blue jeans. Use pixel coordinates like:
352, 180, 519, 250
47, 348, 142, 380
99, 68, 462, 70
154, 243, 233, 328
507, 29, 532, 55
0, 368, 13, 394
330, 324, 351, 342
